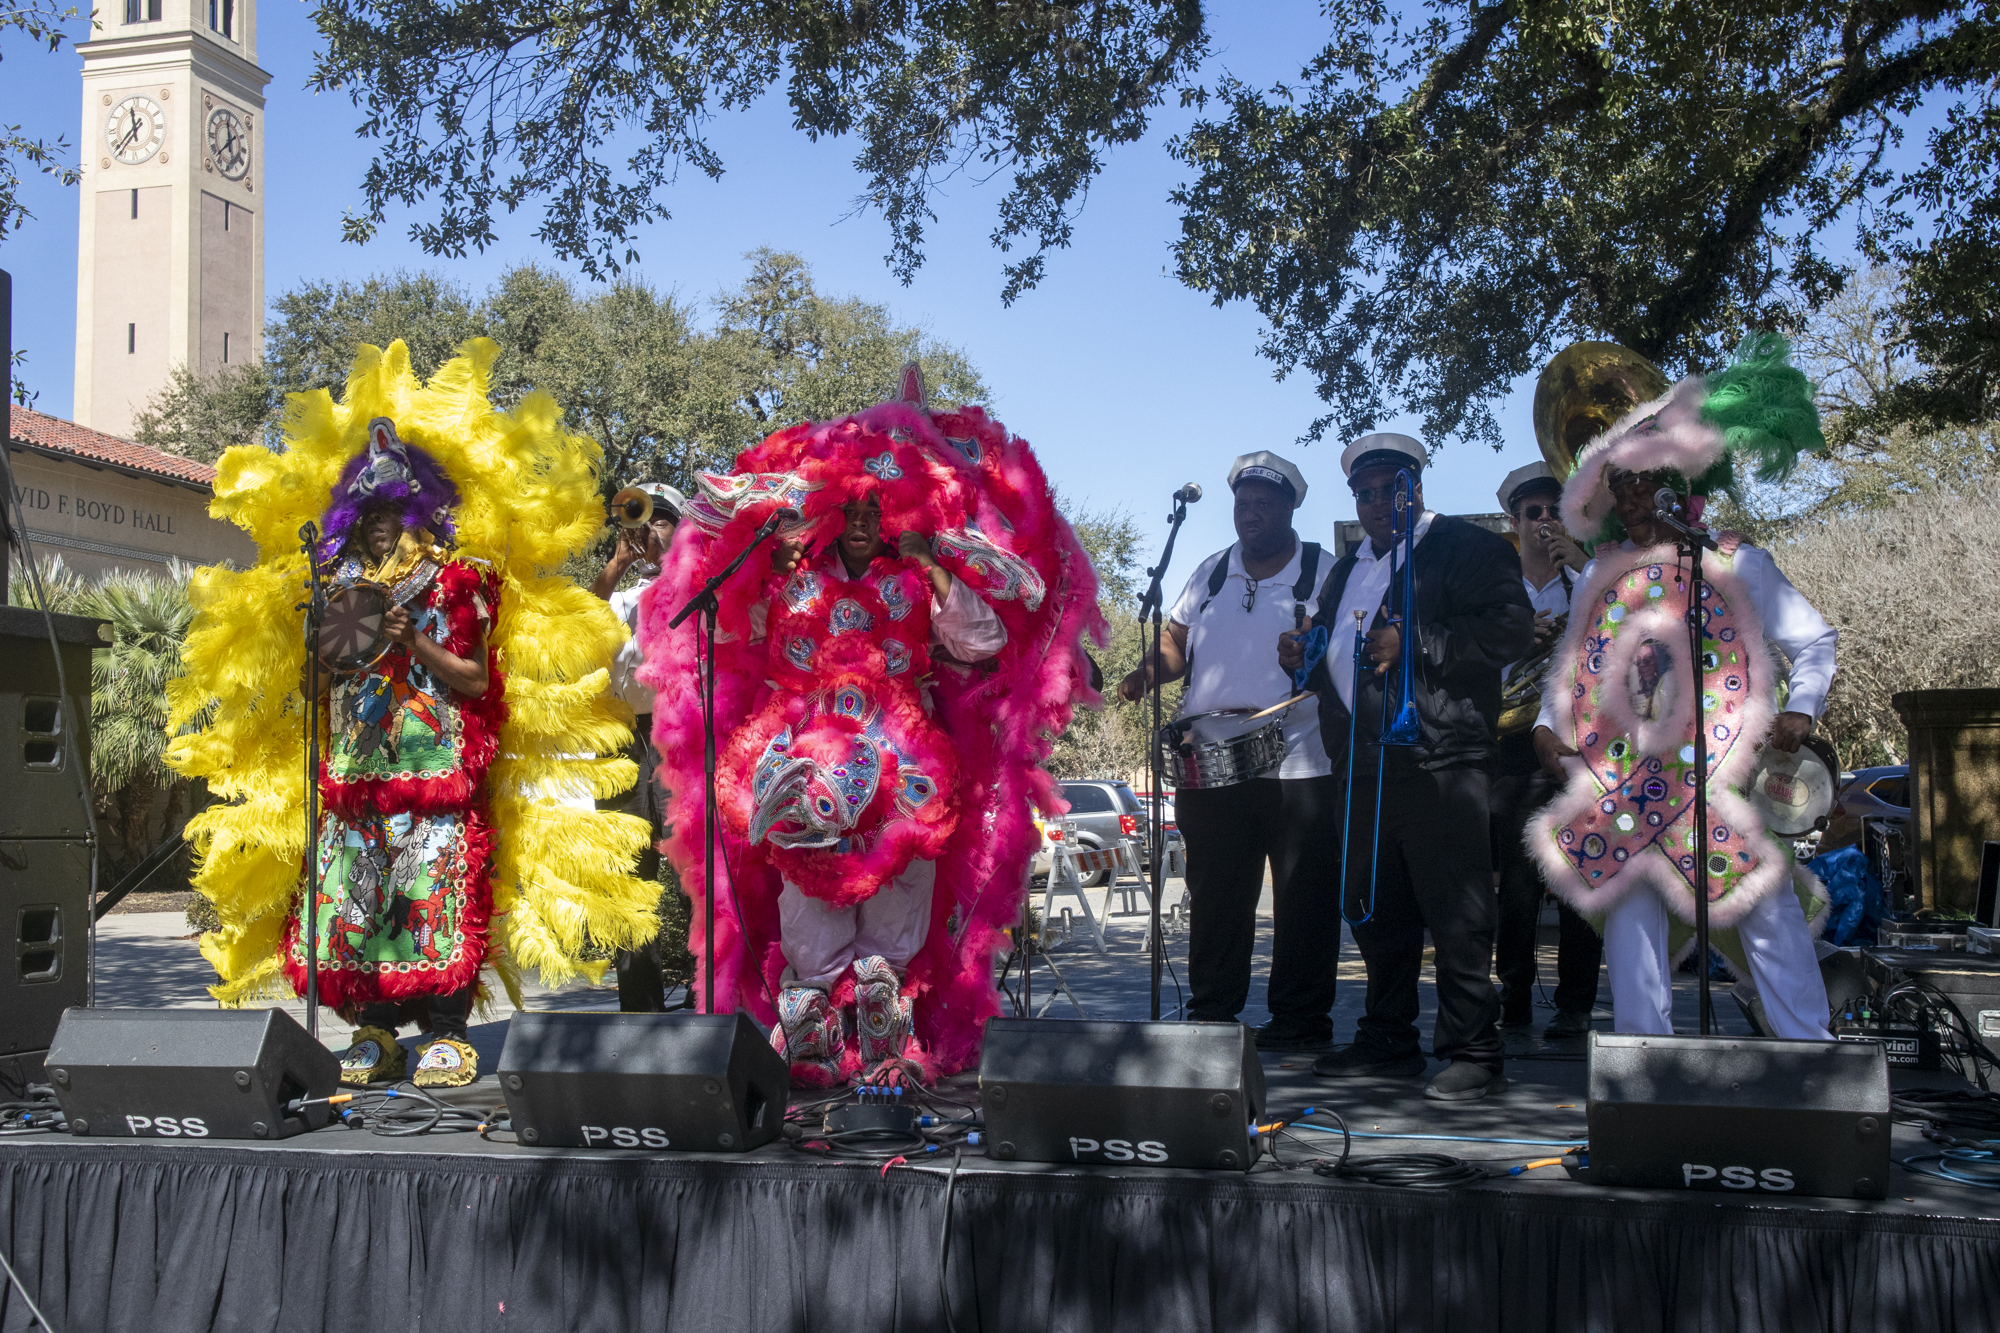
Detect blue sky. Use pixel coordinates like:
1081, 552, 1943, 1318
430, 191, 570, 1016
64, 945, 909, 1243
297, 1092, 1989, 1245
0, 3, 1885, 575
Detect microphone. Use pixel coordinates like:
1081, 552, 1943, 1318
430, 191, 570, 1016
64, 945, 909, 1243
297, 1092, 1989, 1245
1174, 483, 1203, 504
756, 505, 803, 537
1652, 487, 1719, 551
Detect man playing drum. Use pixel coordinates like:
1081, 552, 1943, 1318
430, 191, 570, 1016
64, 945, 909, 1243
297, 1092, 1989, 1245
1118, 451, 1342, 1052
1529, 338, 1838, 1040
1280, 434, 1534, 1101
1489, 462, 1604, 1039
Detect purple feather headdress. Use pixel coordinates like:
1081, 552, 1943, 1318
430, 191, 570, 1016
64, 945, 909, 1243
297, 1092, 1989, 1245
317, 417, 461, 560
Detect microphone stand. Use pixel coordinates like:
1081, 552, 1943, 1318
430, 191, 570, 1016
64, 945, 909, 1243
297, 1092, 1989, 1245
296, 522, 328, 1039
667, 511, 792, 1016
1137, 490, 1193, 1022
1654, 503, 1718, 1034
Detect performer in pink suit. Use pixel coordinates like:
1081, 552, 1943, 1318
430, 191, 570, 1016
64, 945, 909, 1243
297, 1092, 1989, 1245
637, 367, 1102, 1085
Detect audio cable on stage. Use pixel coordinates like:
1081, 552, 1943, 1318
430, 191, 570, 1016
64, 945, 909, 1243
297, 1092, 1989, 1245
291, 1082, 490, 1137
1276, 1108, 1585, 1189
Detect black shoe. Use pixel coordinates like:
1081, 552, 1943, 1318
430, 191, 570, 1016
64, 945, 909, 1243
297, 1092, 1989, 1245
1311, 1045, 1427, 1079
1423, 1061, 1506, 1102
1254, 1022, 1333, 1053
1499, 1007, 1536, 1030
1543, 1010, 1592, 1040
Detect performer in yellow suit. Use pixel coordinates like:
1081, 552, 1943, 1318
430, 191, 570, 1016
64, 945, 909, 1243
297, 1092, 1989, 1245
168, 339, 659, 1086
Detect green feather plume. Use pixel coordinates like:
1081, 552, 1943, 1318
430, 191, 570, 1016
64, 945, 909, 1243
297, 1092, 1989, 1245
1700, 333, 1825, 483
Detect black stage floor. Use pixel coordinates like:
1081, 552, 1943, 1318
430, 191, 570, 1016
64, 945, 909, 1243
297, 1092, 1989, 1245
5, 1043, 2000, 1332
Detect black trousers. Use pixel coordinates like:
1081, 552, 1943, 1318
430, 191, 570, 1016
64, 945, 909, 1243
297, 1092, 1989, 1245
1341, 762, 1503, 1068
1177, 775, 1342, 1035
1490, 769, 1603, 1017
358, 983, 474, 1040
603, 716, 668, 1013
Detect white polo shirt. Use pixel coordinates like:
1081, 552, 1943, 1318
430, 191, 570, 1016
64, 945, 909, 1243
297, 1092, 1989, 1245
1169, 539, 1334, 778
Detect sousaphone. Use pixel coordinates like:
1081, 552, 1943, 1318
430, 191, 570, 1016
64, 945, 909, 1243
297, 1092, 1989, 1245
1498, 342, 1671, 738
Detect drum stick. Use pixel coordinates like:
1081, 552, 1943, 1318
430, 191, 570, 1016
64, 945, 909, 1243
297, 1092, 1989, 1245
1245, 691, 1315, 723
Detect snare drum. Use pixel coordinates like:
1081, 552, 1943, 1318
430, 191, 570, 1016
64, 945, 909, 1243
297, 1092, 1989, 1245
1158, 709, 1287, 790
316, 580, 394, 674
1742, 736, 1839, 837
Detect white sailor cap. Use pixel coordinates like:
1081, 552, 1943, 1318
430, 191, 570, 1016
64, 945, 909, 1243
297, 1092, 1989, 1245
1340, 432, 1428, 480
1496, 462, 1562, 513
634, 481, 687, 519
1227, 450, 1308, 506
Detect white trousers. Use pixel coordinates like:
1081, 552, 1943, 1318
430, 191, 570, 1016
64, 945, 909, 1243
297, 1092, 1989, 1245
777, 859, 936, 990
1603, 884, 1832, 1040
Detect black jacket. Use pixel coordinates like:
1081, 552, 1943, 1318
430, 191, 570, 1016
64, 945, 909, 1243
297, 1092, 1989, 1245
1303, 515, 1534, 775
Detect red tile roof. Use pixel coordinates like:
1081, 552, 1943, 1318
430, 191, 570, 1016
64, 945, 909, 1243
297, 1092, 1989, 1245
7, 406, 216, 489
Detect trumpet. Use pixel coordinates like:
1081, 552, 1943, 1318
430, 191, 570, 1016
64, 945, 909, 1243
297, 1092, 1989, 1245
611, 486, 655, 529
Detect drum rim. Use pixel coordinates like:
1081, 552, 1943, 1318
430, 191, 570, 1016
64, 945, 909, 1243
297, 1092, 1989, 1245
317, 579, 395, 674
1744, 736, 1838, 837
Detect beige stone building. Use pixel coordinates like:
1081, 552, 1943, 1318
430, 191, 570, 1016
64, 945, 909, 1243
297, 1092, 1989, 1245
6, 406, 255, 580
71, 0, 270, 438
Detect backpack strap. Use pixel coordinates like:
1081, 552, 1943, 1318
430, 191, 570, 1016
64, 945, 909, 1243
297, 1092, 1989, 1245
1195, 545, 1236, 615
1290, 541, 1323, 620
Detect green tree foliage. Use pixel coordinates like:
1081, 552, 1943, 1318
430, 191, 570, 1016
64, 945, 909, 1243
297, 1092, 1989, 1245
8, 556, 206, 882
1046, 496, 1163, 781
1, 0, 86, 242
1714, 266, 2000, 540
131, 362, 281, 464
304, 0, 1206, 295
1168, 1, 2000, 450
136, 251, 989, 500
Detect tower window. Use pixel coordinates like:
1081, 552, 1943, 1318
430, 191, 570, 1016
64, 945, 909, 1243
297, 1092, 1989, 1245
130, 189, 138, 219
126, 0, 159, 20
223, 332, 230, 363
209, 0, 233, 36
128, 324, 136, 355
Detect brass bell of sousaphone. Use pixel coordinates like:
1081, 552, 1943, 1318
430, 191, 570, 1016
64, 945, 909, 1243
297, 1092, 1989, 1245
611, 486, 655, 529
1531, 341, 1670, 480
1495, 342, 1670, 740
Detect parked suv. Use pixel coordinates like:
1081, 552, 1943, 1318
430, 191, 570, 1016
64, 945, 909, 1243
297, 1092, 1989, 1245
1050, 779, 1152, 887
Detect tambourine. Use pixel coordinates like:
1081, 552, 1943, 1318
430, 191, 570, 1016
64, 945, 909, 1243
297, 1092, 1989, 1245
316, 581, 394, 674
1742, 735, 1840, 838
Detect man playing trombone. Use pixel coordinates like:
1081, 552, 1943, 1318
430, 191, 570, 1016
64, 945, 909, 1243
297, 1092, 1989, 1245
1279, 434, 1534, 1102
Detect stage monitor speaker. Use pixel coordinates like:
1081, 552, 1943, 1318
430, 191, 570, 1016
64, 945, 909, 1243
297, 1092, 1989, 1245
498, 1011, 788, 1152
0, 838, 89, 1058
47, 1007, 342, 1141
0, 613, 104, 840
978, 1018, 1264, 1171
1586, 1032, 1890, 1200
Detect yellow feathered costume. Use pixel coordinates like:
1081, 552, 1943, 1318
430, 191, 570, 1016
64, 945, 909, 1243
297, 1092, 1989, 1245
166, 338, 657, 1006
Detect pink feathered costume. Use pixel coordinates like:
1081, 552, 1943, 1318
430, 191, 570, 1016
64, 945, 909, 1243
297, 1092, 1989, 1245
637, 369, 1104, 1081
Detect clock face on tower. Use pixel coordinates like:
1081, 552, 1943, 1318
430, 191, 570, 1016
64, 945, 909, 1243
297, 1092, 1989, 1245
105, 95, 167, 164
207, 106, 250, 179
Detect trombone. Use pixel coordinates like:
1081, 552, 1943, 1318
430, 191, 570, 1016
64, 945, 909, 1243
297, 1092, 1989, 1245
1339, 466, 1424, 925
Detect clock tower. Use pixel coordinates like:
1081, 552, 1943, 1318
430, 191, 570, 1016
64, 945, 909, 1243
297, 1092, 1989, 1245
72, 0, 269, 437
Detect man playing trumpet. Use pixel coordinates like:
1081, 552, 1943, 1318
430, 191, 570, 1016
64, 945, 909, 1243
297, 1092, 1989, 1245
591, 482, 686, 1012
1489, 463, 1602, 1038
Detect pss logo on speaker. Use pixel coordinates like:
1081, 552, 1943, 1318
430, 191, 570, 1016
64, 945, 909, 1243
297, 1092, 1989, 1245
122, 1115, 209, 1137
580, 1125, 672, 1148
1069, 1136, 1169, 1164
1682, 1163, 1795, 1191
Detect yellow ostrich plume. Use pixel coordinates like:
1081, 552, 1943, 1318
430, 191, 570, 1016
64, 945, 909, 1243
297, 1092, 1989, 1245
165, 338, 658, 1004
